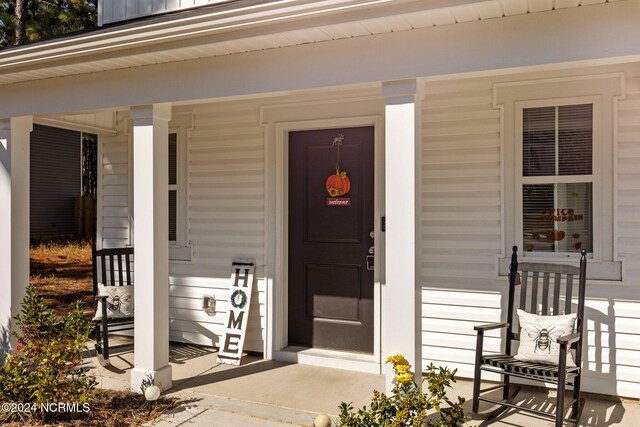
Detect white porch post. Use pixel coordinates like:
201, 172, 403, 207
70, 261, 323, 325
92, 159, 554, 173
382, 80, 423, 393
130, 104, 172, 392
0, 117, 33, 359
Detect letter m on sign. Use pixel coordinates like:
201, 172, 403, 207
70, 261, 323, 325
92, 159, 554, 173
217, 258, 256, 365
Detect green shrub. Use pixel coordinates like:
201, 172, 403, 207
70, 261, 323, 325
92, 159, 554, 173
0, 285, 97, 423
338, 354, 467, 426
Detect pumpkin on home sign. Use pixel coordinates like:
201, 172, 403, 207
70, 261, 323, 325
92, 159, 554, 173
326, 170, 351, 197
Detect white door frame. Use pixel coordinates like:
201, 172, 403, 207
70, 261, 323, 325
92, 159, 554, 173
261, 96, 385, 373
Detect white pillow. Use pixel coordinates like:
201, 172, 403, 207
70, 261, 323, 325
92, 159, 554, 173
515, 309, 577, 367
93, 284, 134, 321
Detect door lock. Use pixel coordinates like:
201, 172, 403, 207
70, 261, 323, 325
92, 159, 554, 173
366, 246, 375, 271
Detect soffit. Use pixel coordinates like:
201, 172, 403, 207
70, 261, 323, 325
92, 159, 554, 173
0, 0, 618, 86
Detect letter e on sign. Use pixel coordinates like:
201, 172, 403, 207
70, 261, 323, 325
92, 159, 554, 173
223, 334, 242, 354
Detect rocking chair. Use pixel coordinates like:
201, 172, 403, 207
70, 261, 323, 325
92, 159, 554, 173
92, 244, 135, 365
472, 246, 587, 426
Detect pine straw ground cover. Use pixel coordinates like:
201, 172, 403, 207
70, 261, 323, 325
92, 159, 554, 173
29, 240, 95, 317
1, 239, 182, 426
0, 389, 179, 427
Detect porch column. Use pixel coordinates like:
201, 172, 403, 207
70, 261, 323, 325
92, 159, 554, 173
382, 80, 423, 393
130, 104, 172, 392
0, 117, 33, 360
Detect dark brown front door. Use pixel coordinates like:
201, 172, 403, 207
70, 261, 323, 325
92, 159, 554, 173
288, 126, 374, 353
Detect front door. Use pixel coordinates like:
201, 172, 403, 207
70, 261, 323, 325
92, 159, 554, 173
288, 126, 374, 353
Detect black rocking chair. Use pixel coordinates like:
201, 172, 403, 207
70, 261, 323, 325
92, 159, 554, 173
472, 246, 587, 426
92, 244, 135, 365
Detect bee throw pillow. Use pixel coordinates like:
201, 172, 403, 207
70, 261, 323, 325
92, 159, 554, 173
515, 309, 577, 367
92, 285, 134, 321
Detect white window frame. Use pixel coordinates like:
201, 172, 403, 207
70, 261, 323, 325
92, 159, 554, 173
515, 97, 599, 260
494, 73, 624, 281
127, 113, 192, 262
168, 124, 192, 262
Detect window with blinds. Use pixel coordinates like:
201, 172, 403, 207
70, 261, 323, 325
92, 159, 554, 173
521, 104, 593, 253
168, 133, 178, 242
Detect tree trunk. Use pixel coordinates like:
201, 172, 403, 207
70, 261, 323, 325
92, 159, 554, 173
15, 0, 28, 45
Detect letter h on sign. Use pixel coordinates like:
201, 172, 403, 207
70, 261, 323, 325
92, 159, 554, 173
217, 258, 256, 365
234, 265, 250, 288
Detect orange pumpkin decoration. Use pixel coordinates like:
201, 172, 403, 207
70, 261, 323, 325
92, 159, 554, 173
326, 171, 351, 197
554, 230, 566, 241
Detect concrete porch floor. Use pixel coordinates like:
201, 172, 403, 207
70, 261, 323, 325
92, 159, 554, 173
85, 341, 638, 426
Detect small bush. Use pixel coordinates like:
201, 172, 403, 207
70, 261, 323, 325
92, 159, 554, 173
0, 285, 97, 423
338, 354, 467, 426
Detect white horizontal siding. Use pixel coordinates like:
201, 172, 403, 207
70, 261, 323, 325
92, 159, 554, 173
420, 77, 504, 381
617, 75, 640, 269
421, 77, 502, 285
99, 112, 130, 249
598, 72, 640, 397
421, 67, 640, 398
172, 100, 266, 353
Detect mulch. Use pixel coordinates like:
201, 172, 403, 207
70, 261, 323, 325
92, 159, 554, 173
2, 240, 183, 426
0, 389, 180, 426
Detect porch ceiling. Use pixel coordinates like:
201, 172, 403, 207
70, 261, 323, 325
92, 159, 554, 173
0, 0, 619, 87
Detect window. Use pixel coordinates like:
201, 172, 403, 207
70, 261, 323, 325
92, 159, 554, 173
167, 127, 191, 262
127, 114, 192, 261
495, 74, 624, 280
168, 132, 178, 242
520, 104, 594, 255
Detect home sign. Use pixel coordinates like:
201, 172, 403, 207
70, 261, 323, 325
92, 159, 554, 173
217, 257, 256, 365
